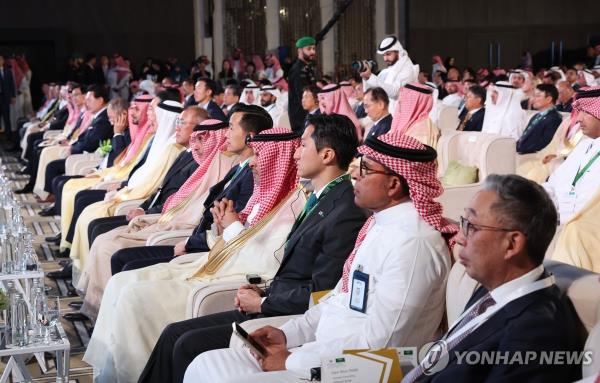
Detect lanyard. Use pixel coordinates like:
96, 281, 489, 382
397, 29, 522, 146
302, 174, 350, 218
442, 276, 555, 345
572, 150, 600, 188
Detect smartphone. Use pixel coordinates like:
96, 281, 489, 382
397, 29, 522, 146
232, 322, 268, 358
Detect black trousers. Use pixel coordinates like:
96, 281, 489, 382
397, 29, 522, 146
52, 175, 83, 213
23, 131, 44, 163
110, 245, 174, 275
65, 189, 106, 243
0, 102, 11, 139
43, 158, 66, 192
88, 215, 128, 246
138, 310, 256, 383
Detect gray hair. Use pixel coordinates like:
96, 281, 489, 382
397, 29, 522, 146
482, 174, 558, 265
108, 97, 129, 114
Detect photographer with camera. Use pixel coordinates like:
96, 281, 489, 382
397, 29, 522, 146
359, 36, 419, 113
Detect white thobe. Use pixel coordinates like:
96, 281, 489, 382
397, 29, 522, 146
544, 136, 600, 224
184, 201, 451, 382
363, 56, 419, 113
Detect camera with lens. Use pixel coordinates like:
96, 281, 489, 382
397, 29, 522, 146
351, 59, 378, 74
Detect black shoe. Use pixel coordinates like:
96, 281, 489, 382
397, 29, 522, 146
52, 249, 70, 258
63, 312, 90, 322
68, 301, 83, 310
15, 184, 33, 194
58, 259, 71, 267
45, 232, 61, 243
40, 206, 56, 217
47, 264, 72, 279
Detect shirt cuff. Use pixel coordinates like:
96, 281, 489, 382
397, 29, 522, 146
280, 321, 302, 349
223, 221, 245, 242
113, 133, 123, 137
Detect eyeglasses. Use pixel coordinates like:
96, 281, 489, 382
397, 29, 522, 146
175, 118, 191, 126
359, 156, 397, 178
459, 216, 519, 238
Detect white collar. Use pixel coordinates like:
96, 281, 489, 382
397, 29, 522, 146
92, 106, 107, 120
313, 173, 346, 199
200, 100, 210, 109
467, 107, 482, 115
373, 201, 413, 226
309, 107, 319, 114
489, 264, 545, 305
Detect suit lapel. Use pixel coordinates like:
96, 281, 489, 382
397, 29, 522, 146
281, 180, 350, 266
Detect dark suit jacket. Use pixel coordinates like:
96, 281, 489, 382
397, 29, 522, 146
368, 114, 393, 137
288, 59, 316, 133
516, 108, 562, 154
139, 150, 199, 214
458, 108, 485, 132
426, 276, 586, 383
106, 129, 132, 168
205, 100, 227, 121
355, 103, 367, 119
185, 164, 254, 252
261, 179, 368, 316
0, 66, 16, 103
183, 94, 197, 108
71, 108, 113, 154
47, 106, 70, 131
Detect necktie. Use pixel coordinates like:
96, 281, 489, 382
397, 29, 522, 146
457, 111, 472, 131
296, 192, 318, 224
402, 293, 496, 383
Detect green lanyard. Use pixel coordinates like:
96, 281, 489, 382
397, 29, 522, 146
302, 174, 350, 218
572, 150, 600, 188
286, 174, 350, 244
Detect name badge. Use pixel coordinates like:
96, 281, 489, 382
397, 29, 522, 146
349, 269, 369, 313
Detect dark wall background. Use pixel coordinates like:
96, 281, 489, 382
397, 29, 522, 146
0, 0, 195, 83
407, 0, 600, 71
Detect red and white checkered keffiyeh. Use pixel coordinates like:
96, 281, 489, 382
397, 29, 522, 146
573, 85, 600, 121
318, 84, 361, 139
121, 95, 153, 165
390, 83, 433, 135
161, 119, 228, 213
341, 132, 458, 292
240, 128, 300, 225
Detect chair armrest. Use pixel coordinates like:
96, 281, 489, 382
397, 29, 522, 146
230, 315, 302, 348
65, 153, 102, 175
94, 180, 123, 190
186, 279, 271, 319
186, 280, 246, 319
113, 199, 147, 216
146, 229, 194, 246
43, 131, 62, 139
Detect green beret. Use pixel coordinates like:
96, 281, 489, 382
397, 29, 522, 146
296, 36, 316, 49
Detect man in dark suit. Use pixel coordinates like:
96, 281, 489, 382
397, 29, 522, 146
221, 85, 241, 117
404, 174, 586, 383
288, 36, 317, 133
39, 85, 112, 197
364, 86, 392, 137
194, 78, 227, 121
0, 54, 16, 146
137, 113, 367, 383
302, 85, 321, 128
517, 84, 563, 154
457, 85, 486, 132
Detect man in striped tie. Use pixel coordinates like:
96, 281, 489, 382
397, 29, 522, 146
403, 174, 586, 382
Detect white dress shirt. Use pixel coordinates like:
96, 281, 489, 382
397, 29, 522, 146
280, 201, 451, 372
544, 136, 600, 223
222, 203, 261, 242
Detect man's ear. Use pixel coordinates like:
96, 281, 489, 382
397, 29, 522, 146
387, 176, 404, 199
503, 231, 527, 262
320, 148, 336, 166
